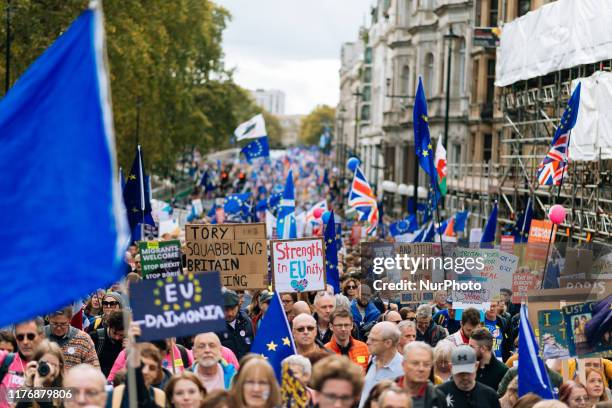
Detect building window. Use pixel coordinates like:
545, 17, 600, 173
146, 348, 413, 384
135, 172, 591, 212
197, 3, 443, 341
361, 105, 371, 121
402, 144, 415, 184
483, 133, 492, 163
472, 60, 479, 103
486, 58, 496, 107
385, 145, 396, 180
489, 0, 498, 26
363, 67, 372, 83
401, 65, 410, 96
365, 47, 373, 64
518, 0, 531, 16
424, 53, 435, 96
475, 0, 482, 26
362, 86, 372, 102
458, 38, 466, 95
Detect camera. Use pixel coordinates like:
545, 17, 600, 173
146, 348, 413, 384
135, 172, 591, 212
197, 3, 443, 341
37, 361, 50, 377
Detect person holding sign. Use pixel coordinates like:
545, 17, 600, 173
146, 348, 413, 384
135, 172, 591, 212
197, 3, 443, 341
111, 323, 166, 408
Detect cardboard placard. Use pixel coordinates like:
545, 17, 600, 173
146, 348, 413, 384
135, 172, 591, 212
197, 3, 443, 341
449, 247, 490, 310
500, 235, 515, 254
130, 271, 226, 342
562, 300, 612, 358
512, 267, 541, 303
184, 223, 268, 289
138, 240, 182, 279
271, 238, 326, 293
538, 309, 570, 359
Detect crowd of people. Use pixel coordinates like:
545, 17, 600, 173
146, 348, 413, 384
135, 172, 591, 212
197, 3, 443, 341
1, 151, 610, 408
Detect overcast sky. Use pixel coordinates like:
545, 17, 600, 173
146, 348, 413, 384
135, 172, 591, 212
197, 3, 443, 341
214, 0, 373, 115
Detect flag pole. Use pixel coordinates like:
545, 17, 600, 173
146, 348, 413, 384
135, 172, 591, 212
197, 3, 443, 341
428, 154, 447, 280
540, 129, 572, 289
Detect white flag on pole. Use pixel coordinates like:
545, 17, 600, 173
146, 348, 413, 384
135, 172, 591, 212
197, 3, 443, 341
234, 114, 267, 141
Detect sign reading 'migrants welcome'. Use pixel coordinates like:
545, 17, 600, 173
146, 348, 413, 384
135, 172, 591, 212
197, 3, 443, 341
184, 223, 268, 289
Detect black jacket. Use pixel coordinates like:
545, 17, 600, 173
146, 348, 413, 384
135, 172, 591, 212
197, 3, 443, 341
437, 380, 501, 408
89, 328, 124, 377
314, 313, 333, 345
217, 310, 254, 360
416, 321, 447, 348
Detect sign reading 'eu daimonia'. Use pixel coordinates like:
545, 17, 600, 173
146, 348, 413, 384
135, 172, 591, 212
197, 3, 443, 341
130, 271, 226, 342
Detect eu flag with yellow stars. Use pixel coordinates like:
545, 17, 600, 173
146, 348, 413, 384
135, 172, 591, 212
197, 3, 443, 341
250, 292, 296, 380
324, 211, 340, 294
123, 145, 153, 232
413, 77, 439, 189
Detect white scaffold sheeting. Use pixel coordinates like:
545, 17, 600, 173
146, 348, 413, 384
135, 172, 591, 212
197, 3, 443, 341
495, 0, 612, 87
569, 72, 612, 161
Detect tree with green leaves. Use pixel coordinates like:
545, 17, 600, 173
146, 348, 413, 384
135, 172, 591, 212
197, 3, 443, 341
0, 0, 272, 174
298, 105, 335, 146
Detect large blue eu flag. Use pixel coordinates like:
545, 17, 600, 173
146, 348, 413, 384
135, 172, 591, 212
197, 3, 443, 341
251, 292, 296, 380
0, 5, 129, 327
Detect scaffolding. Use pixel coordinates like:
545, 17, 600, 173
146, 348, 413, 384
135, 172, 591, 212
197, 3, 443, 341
445, 60, 612, 245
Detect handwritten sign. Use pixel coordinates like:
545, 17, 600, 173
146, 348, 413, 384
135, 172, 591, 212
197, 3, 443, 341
130, 272, 226, 341
184, 223, 268, 289
512, 267, 541, 303
271, 238, 325, 293
138, 240, 182, 279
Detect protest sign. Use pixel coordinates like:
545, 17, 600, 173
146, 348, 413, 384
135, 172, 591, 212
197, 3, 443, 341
158, 219, 180, 237
469, 228, 482, 243
394, 243, 436, 305
138, 240, 182, 279
281, 365, 309, 408
131, 271, 226, 342
185, 223, 268, 289
500, 235, 514, 254
271, 238, 325, 293
191, 199, 203, 217
562, 301, 612, 358
495, 252, 518, 292
537, 309, 570, 359
449, 247, 490, 310
512, 267, 541, 303
526, 220, 555, 261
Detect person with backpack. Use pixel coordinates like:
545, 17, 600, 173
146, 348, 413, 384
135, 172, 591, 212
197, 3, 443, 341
0, 317, 45, 408
89, 311, 125, 377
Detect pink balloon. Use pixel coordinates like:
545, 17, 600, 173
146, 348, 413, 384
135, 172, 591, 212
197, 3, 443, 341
548, 204, 566, 225
313, 208, 324, 219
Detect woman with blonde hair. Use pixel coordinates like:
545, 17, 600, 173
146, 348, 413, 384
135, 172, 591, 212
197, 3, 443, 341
585, 368, 609, 406
231, 358, 280, 408
165, 371, 207, 408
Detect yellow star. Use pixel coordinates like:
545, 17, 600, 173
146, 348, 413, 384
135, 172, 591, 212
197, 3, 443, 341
267, 341, 277, 351
427, 143, 432, 150
282, 337, 291, 346
132, 208, 139, 213
327, 239, 333, 244
422, 150, 429, 157
421, 114, 428, 122
129, 174, 137, 180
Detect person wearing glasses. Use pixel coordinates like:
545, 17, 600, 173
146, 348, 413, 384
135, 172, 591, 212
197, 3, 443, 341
559, 381, 590, 408
189, 333, 236, 392
292, 314, 323, 356
360, 322, 403, 407
325, 308, 369, 371
89, 311, 125, 377
342, 278, 360, 302
436, 345, 500, 408
231, 358, 280, 408
0, 318, 45, 401
86, 292, 125, 333
43, 307, 99, 370
63, 364, 108, 408
311, 355, 364, 408
395, 342, 447, 408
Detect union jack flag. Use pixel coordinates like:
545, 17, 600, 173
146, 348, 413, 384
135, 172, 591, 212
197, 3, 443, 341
537, 83, 581, 186
348, 167, 378, 235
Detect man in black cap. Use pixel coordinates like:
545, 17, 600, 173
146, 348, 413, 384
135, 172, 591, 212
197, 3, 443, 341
216, 290, 254, 360
436, 345, 500, 408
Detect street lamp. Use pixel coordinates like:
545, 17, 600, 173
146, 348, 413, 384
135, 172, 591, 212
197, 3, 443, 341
337, 105, 347, 176
443, 26, 460, 149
